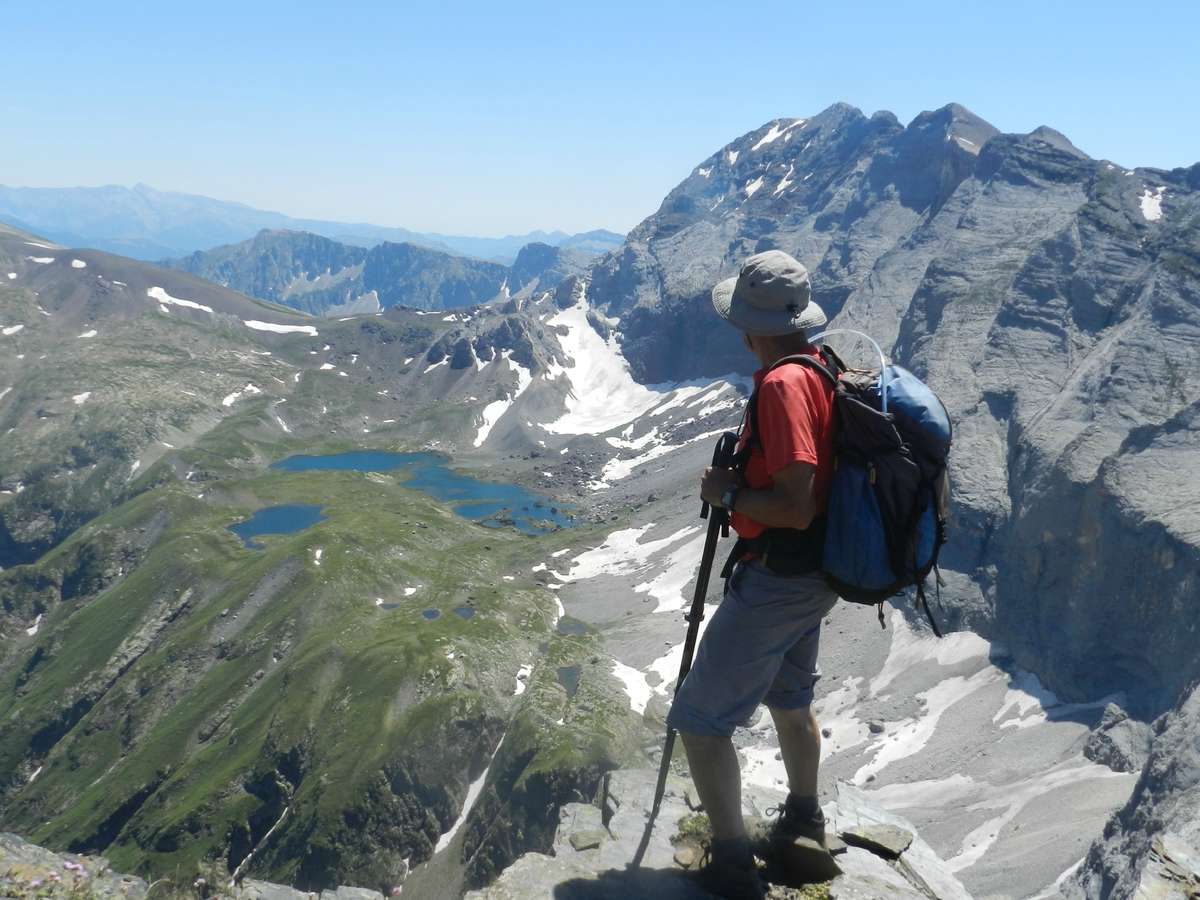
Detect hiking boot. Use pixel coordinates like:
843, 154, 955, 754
691, 837, 765, 900
757, 794, 827, 849
750, 796, 841, 885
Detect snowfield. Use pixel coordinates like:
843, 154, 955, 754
541, 292, 674, 435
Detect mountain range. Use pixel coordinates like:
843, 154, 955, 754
0, 182, 624, 263
1, 100, 1198, 900
163, 229, 594, 315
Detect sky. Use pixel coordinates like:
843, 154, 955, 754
2, 0, 1197, 236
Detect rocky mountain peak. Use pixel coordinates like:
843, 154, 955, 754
1026, 124, 1089, 158
905, 102, 1000, 156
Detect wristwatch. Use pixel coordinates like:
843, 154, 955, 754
720, 485, 741, 512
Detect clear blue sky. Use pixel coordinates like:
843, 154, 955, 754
2, 0, 1196, 236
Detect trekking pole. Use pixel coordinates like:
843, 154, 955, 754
629, 430, 738, 869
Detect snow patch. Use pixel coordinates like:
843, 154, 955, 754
26, 256, 54, 264
271, 400, 291, 434
611, 660, 652, 716
78, 329, 97, 338
726, 149, 739, 165
598, 427, 726, 486
2, 325, 24, 336
244, 319, 319, 336
631, 529, 708, 613
744, 176, 765, 198
870, 611, 989, 694
435, 735, 506, 853
1140, 185, 1166, 221
514, 663, 533, 696
560, 524, 702, 592
221, 384, 262, 407
26, 613, 43, 636
72, 391, 91, 405
752, 119, 804, 151
423, 358, 449, 375
148, 286, 214, 314
774, 163, 795, 196
474, 351, 535, 447
647, 608, 716, 695
943, 761, 1128, 874
71, 259, 87, 268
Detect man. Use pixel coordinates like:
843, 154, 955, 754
667, 250, 839, 899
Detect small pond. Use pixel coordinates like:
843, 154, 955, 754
556, 665, 581, 699
228, 504, 328, 549
271, 450, 574, 534
556, 616, 589, 637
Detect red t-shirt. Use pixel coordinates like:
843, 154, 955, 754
731, 352, 836, 540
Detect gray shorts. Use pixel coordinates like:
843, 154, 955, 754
666, 560, 838, 738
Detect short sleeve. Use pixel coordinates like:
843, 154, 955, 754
756, 373, 820, 476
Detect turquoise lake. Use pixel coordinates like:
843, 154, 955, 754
268, 450, 575, 535
228, 504, 328, 549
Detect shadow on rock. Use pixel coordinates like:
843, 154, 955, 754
552, 866, 713, 899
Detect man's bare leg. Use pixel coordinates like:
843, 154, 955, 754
679, 730, 746, 841
768, 705, 821, 799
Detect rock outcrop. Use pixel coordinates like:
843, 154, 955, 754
0, 831, 394, 900
1073, 684, 1200, 899
464, 769, 972, 899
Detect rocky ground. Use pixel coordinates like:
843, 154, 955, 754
465, 769, 970, 900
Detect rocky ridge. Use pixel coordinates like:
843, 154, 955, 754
167, 231, 592, 316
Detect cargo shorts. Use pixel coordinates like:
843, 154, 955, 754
666, 559, 839, 737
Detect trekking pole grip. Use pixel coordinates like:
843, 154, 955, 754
700, 431, 740, 521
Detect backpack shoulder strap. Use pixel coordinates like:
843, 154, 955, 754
766, 352, 840, 388
738, 350, 841, 467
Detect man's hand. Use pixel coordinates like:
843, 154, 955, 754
700, 466, 741, 507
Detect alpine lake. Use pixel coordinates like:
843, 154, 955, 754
227, 450, 576, 548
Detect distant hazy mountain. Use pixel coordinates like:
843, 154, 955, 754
166, 229, 593, 314
0, 182, 624, 262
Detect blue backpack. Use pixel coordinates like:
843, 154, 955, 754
725, 332, 952, 635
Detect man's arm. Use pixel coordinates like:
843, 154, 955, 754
700, 461, 819, 530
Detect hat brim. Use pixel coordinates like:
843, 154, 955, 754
711, 276, 827, 336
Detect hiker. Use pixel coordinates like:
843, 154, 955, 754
667, 250, 838, 899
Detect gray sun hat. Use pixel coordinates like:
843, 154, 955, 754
711, 250, 826, 336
